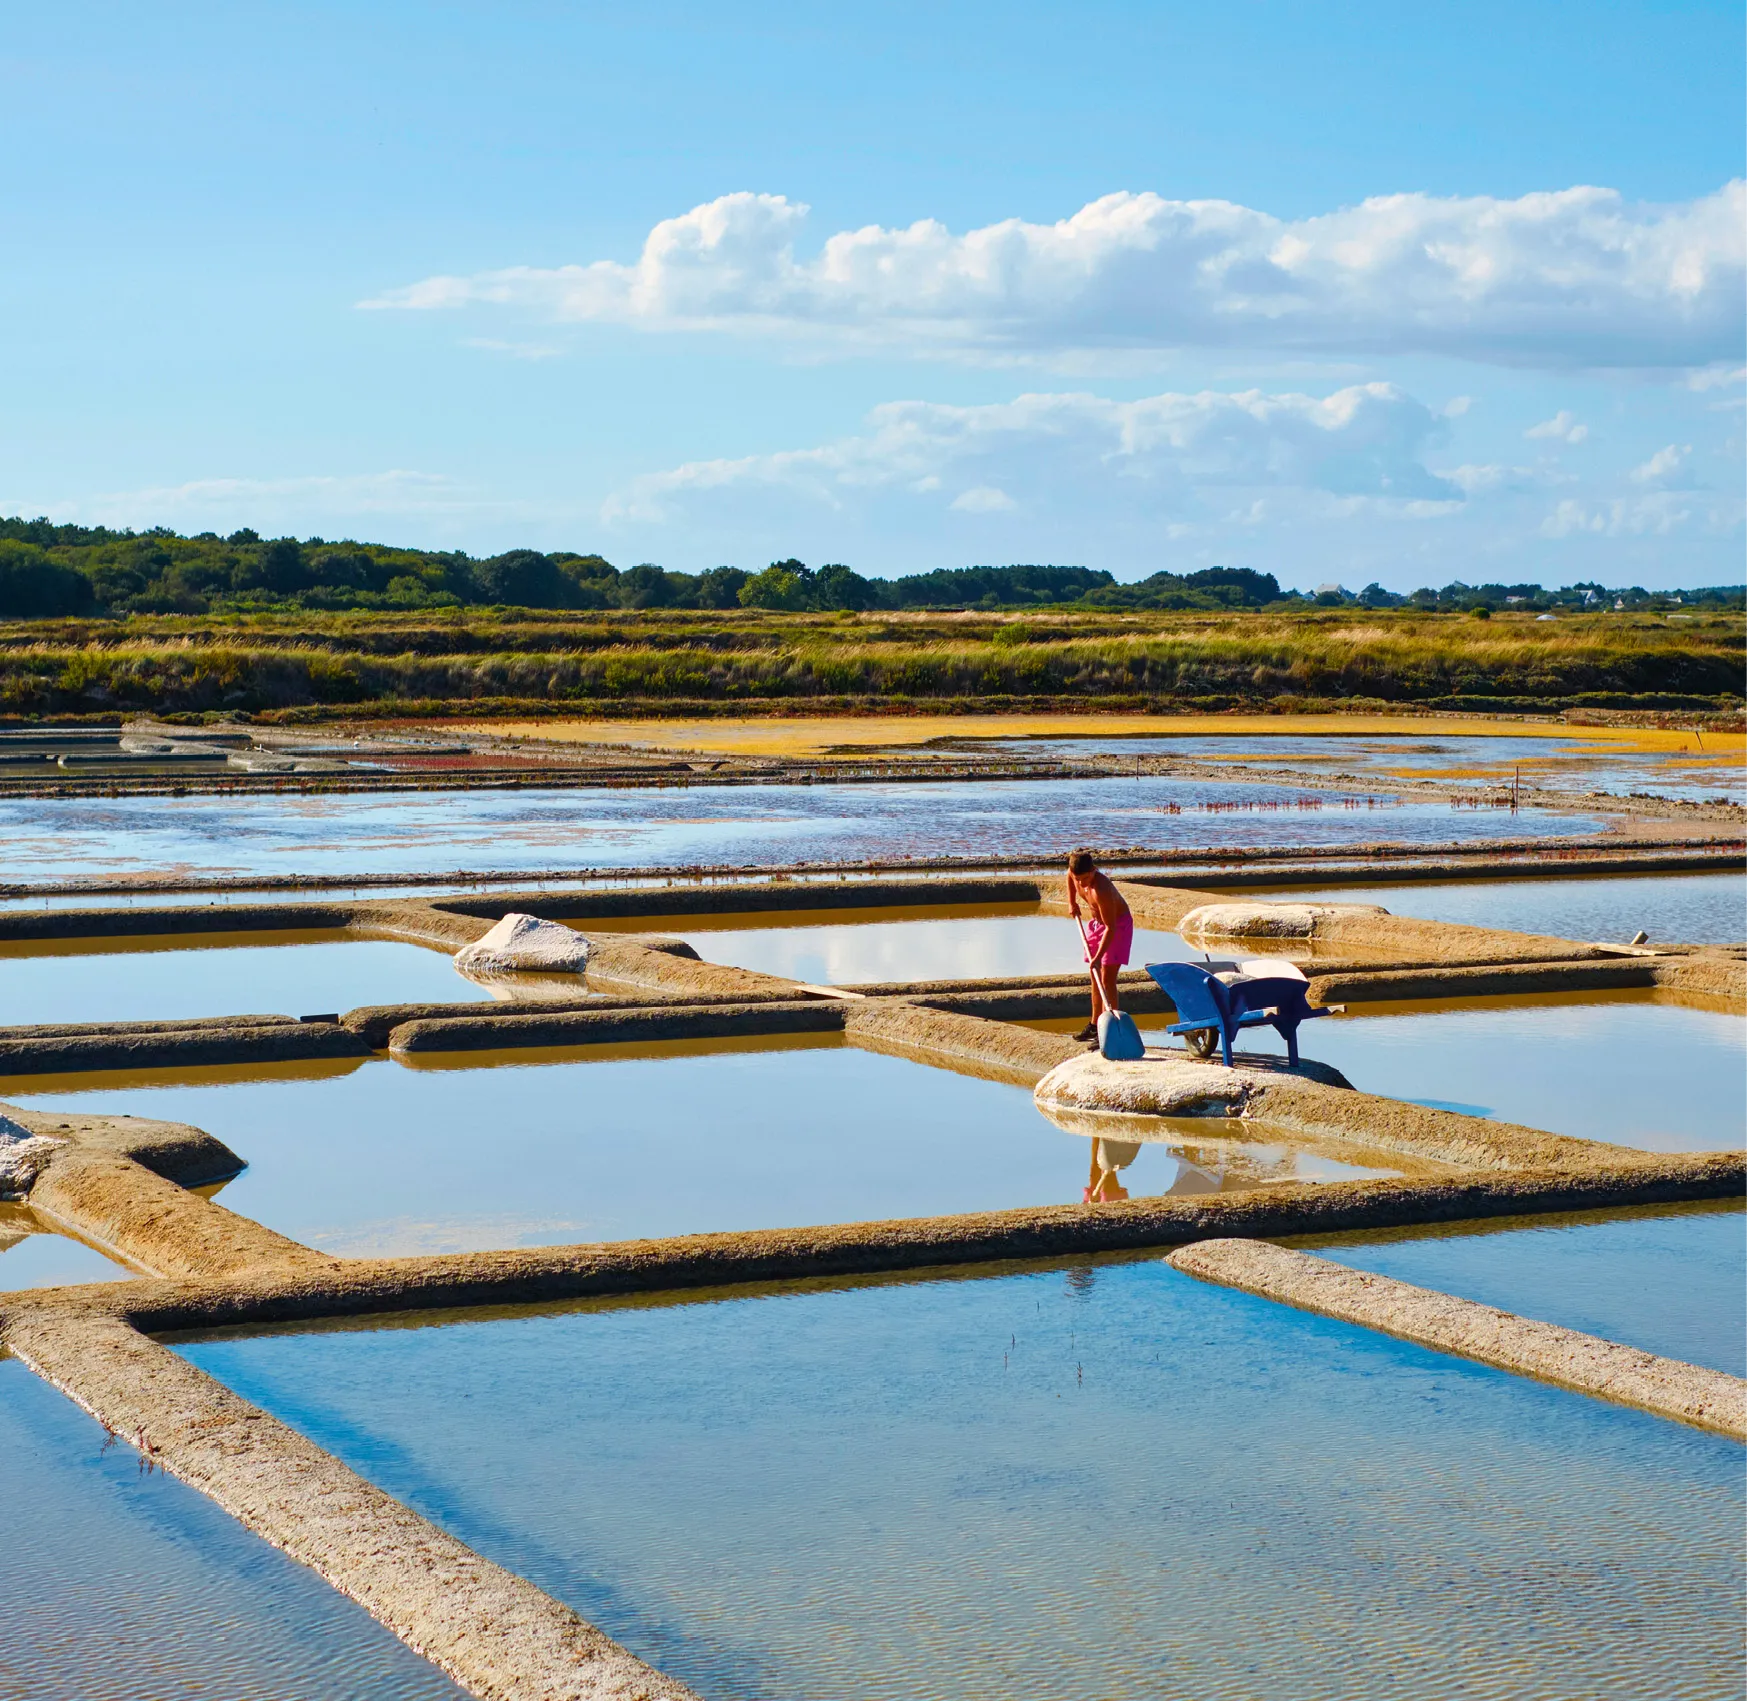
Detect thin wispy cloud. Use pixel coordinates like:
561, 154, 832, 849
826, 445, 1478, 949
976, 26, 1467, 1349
602, 381, 1462, 527
16, 472, 544, 537
363, 182, 1746, 369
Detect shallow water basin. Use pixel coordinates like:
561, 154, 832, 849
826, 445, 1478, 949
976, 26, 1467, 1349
1246, 871, 1745, 947
177, 1257, 1745, 1701
967, 730, 1747, 803
3, 777, 1607, 883
1303, 1202, 1745, 1375
0, 1356, 465, 1701
598, 901, 1223, 985
0, 930, 601, 1028
0, 1204, 136, 1290
3, 1041, 1403, 1256
1142, 991, 1745, 1153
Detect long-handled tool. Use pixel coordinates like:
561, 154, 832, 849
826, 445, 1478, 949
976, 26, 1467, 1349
1076, 909, 1146, 1059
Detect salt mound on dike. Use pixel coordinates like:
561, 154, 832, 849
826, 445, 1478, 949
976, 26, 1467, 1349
1178, 901, 1389, 939
454, 913, 589, 975
0, 1113, 62, 1197
1034, 1051, 1352, 1118
1035, 1053, 1251, 1118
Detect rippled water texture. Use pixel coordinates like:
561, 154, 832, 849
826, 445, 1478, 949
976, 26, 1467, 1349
970, 732, 1747, 802
1312, 1206, 1746, 1374
1255, 872, 1745, 946
3, 777, 1603, 883
179, 1260, 1747, 1701
0, 1357, 464, 1701
0, 934, 499, 1027
3, 1046, 1390, 1256
1148, 994, 1745, 1153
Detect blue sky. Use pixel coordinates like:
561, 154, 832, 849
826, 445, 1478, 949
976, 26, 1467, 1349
2, 1, 1742, 589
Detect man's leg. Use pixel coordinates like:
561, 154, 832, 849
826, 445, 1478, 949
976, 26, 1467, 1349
1095, 958, 1121, 1018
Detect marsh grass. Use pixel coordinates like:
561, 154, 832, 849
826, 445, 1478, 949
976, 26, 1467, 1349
1, 607, 1739, 718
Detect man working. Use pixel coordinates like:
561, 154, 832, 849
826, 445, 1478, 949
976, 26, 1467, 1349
1066, 850, 1133, 1043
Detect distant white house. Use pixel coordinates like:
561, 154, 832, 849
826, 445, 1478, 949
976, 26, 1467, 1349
1314, 582, 1344, 597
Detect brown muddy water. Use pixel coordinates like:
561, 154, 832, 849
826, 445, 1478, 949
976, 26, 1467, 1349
177, 1255, 1746, 1701
2, 1041, 1399, 1256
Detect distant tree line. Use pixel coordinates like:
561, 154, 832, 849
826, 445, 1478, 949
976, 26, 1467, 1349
0, 516, 1736, 620
1332, 579, 1743, 613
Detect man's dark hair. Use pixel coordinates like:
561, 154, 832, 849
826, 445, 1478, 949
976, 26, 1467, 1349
1068, 850, 1096, 875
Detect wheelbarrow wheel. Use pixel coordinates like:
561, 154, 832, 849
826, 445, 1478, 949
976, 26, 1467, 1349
1183, 1027, 1219, 1059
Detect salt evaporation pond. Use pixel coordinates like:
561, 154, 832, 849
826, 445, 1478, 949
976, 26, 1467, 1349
0, 1205, 134, 1290
0, 933, 513, 1028
636, 904, 1215, 984
1249, 870, 1746, 947
1310, 1204, 1745, 1375
1, 775, 1603, 884
1144, 993, 1745, 1153
2, 1045, 1397, 1257
962, 731, 1747, 803
177, 1258, 1746, 1701
0, 1357, 466, 1701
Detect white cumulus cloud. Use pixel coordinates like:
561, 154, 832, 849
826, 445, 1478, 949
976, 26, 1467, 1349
363, 181, 1747, 369
1525, 410, 1589, 443
602, 381, 1459, 528
1630, 443, 1691, 485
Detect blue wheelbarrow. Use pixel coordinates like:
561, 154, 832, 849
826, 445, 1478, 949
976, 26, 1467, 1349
1145, 961, 1338, 1068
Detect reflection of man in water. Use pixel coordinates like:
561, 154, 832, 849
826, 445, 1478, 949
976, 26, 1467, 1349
1066, 850, 1134, 1043
1083, 1137, 1140, 1203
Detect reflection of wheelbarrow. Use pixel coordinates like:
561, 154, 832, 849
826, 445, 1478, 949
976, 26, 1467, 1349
1145, 961, 1341, 1068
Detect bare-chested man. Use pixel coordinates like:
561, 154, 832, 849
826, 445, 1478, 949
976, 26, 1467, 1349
1066, 849, 1133, 1043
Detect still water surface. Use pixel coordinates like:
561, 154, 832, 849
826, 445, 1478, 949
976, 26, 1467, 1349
1251, 871, 1745, 946
3, 776, 1601, 883
179, 1259, 1746, 1701
0, 1205, 134, 1290
5, 1045, 1392, 1256
1147, 993, 1745, 1153
662, 906, 1204, 984
1312, 1205, 1745, 1374
0, 934, 499, 1027
0, 1357, 465, 1701
968, 732, 1747, 803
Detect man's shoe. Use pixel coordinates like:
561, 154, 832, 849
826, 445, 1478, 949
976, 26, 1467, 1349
1074, 1021, 1098, 1042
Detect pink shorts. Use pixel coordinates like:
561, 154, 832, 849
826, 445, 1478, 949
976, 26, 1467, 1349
1085, 914, 1133, 968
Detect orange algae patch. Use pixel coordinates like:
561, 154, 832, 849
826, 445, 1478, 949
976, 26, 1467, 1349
460, 712, 1744, 762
